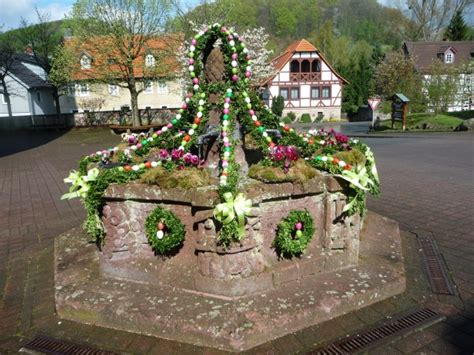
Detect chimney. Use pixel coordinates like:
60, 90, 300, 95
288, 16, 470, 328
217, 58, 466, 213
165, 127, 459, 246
25, 45, 34, 56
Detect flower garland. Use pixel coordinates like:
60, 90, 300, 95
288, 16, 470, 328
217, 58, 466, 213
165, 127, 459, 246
273, 210, 315, 258
144, 207, 186, 255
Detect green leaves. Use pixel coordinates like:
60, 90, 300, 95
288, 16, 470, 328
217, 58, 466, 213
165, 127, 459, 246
274, 210, 315, 258
144, 206, 185, 255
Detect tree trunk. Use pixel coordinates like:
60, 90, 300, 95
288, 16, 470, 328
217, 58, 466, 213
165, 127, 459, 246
129, 85, 141, 127
1, 81, 13, 117
52, 86, 61, 125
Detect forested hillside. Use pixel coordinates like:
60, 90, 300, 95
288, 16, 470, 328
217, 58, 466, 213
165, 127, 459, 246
169, 0, 412, 114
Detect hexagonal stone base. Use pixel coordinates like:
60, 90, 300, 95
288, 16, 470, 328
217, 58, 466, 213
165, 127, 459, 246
54, 212, 405, 352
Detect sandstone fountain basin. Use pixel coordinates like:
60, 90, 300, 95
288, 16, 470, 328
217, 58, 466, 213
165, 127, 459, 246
55, 171, 405, 352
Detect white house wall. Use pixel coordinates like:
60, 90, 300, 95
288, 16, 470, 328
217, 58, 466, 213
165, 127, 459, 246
422, 72, 473, 112
266, 51, 344, 121
60, 80, 183, 113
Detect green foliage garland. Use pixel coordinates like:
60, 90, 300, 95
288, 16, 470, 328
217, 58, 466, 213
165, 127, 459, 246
274, 210, 315, 258
83, 166, 142, 244
144, 207, 186, 255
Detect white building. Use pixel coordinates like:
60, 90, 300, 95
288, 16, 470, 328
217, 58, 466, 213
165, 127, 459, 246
261, 39, 347, 121
403, 41, 473, 112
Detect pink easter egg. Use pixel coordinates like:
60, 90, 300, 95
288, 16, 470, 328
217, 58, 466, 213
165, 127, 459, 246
295, 222, 303, 230
223, 108, 229, 114
232, 53, 238, 60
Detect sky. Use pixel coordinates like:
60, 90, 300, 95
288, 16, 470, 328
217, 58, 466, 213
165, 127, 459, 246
0, 0, 74, 30
0, 0, 206, 30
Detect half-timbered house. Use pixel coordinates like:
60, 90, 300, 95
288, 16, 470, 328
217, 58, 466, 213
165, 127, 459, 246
261, 39, 347, 121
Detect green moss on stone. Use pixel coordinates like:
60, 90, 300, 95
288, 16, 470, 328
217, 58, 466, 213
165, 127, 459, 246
248, 160, 317, 184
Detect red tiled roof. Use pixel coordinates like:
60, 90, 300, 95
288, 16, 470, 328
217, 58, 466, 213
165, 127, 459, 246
265, 38, 347, 85
64, 34, 183, 81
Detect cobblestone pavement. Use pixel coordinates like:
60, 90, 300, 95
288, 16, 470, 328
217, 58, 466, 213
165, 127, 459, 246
0, 129, 473, 354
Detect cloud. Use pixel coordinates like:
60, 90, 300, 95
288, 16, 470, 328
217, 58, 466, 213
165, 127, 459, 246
0, 0, 72, 31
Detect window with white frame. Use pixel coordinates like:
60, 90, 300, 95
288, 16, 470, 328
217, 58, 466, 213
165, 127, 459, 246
108, 84, 119, 96
322, 86, 331, 99
279, 87, 289, 100
145, 54, 155, 67
80, 55, 91, 70
290, 87, 299, 100
157, 82, 168, 94
311, 86, 320, 99
144, 81, 153, 94
75, 83, 90, 96
445, 53, 453, 64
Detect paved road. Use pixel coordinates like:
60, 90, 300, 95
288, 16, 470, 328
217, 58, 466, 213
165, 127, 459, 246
293, 121, 372, 135
0, 128, 473, 353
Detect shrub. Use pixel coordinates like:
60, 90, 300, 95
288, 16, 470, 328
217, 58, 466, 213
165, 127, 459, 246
282, 116, 292, 124
300, 113, 312, 123
271, 95, 284, 117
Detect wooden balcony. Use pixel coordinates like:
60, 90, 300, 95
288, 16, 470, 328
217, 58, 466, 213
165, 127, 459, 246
290, 72, 321, 82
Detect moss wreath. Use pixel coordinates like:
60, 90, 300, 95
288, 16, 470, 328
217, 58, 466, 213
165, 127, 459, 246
273, 209, 315, 258
144, 207, 186, 255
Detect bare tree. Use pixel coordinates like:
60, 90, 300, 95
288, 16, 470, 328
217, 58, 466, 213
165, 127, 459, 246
0, 33, 17, 117
19, 8, 65, 118
70, 0, 175, 127
405, 0, 470, 40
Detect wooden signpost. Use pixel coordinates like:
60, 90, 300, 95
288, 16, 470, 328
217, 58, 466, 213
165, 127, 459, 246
391, 93, 409, 130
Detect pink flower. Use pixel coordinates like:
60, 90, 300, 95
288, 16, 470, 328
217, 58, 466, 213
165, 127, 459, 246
171, 148, 183, 160
284, 146, 298, 161
183, 153, 192, 164
159, 149, 169, 159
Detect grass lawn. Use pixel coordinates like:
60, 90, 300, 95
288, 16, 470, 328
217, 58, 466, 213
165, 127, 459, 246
375, 110, 472, 132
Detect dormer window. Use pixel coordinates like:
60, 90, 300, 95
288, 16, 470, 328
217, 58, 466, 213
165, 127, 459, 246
80, 55, 91, 70
445, 53, 453, 64
145, 54, 155, 67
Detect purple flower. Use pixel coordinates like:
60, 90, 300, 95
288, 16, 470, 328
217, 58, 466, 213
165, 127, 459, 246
171, 148, 184, 160
274, 151, 284, 161
334, 133, 349, 144
183, 153, 193, 164
191, 155, 199, 165
159, 149, 169, 159
284, 146, 298, 161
